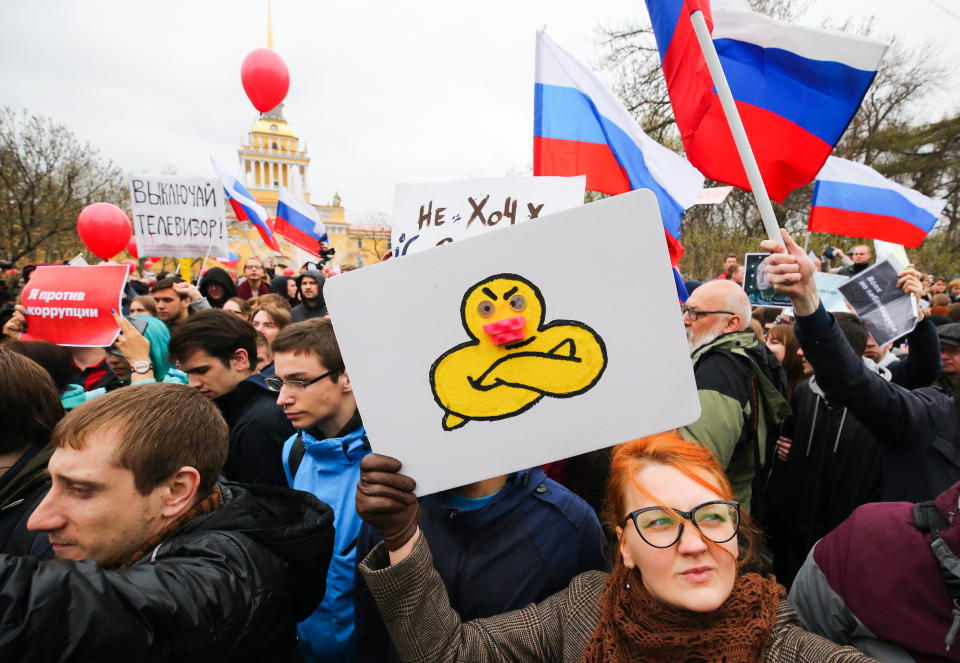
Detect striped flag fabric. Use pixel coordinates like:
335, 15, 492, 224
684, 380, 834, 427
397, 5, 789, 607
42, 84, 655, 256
645, 0, 888, 202
533, 30, 703, 268
809, 157, 946, 248
211, 158, 281, 252
275, 185, 328, 256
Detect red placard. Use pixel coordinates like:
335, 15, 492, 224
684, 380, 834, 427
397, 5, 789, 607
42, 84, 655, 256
21, 265, 128, 347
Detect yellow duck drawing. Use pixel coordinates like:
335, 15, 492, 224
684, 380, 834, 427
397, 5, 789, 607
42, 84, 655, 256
429, 273, 607, 431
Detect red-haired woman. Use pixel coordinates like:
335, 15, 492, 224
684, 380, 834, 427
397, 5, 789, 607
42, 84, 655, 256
356, 433, 878, 662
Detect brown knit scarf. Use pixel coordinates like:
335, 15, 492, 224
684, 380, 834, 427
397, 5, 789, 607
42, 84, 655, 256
116, 486, 223, 569
580, 563, 785, 663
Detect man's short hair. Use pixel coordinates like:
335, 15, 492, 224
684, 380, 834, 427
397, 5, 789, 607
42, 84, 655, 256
150, 277, 187, 299
272, 318, 343, 372
53, 383, 228, 495
834, 312, 869, 356
0, 349, 65, 454
168, 309, 258, 367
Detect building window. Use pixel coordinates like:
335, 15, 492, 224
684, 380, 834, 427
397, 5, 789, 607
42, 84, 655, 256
272, 142, 278, 150
356, 238, 364, 249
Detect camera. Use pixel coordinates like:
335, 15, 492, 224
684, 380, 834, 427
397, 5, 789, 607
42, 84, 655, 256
823, 247, 837, 260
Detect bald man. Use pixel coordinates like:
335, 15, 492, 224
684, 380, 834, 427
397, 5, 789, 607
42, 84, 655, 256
680, 281, 791, 512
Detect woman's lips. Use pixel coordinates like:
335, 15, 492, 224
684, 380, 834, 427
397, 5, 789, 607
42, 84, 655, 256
680, 566, 714, 583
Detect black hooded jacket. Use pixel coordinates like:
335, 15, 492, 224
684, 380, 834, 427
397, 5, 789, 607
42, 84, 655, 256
271, 275, 298, 308
291, 269, 327, 322
0, 481, 334, 662
199, 267, 236, 308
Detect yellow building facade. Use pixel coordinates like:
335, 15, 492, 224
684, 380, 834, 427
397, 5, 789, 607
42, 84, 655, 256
221, 104, 390, 272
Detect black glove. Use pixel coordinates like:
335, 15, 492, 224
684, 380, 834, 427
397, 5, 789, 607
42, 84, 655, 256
356, 454, 421, 551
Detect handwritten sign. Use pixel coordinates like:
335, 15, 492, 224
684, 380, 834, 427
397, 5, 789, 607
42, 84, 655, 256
328, 189, 700, 496
21, 265, 128, 347
390, 176, 585, 256
128, 174, 228, 258
839, 258, 917, 346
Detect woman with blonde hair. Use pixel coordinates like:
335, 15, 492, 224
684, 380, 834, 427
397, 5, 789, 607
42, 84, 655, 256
355, 433, 878, 662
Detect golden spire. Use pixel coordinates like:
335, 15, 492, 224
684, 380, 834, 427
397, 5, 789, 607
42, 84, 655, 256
267, 0, 274, 49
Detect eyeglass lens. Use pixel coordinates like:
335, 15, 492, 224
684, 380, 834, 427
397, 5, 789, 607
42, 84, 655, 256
633, 502, 738, 547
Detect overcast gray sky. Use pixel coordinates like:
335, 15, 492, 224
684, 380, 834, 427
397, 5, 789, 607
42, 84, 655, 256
3, 0, 958, 223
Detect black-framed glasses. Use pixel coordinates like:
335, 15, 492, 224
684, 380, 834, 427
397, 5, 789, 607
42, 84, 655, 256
680, 304, 735, 321
265, 367, 342, 393
622, 500, 740, 548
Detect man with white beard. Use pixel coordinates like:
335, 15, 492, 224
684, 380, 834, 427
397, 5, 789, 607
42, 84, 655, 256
679, 280, 791, 513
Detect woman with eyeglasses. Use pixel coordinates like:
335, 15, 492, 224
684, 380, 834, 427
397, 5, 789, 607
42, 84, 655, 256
356, 432, 878, 662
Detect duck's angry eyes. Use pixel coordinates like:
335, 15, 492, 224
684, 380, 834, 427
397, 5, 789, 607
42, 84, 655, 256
478, 300, 495, 317
508, 294, 527, 312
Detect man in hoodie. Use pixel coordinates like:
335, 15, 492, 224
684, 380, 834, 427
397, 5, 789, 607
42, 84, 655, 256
291, 269, 327, 322
169, 310, 294, 486
353, 468, 608, 663
680, 279, 791, 513
198, 267, 236, 308
270, 318, 369, 663
0, 382, 334, 662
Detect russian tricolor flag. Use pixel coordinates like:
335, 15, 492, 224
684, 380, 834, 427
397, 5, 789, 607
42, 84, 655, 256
646, 0, 888, 202
534, 30, 703, 269
211, 158, 281, 252
810, 157, 945, 249
275, 185, 328, 256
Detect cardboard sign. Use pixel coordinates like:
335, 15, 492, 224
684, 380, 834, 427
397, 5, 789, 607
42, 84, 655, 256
327, 189, 701, 495
814, 272, 850, 313
390, 176, 585, 257
839, 257, 918, 347
129, 174, 228, 258
743, 253, 792, 308
21, 265, 128, 347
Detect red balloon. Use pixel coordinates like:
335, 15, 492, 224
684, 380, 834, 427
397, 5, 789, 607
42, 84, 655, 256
148, 256, 163, 262
144, 260, 155, 270
283, 266, 295, 276
77, 203, 132, 260
241, 48, 290, 112
123, 259, 137, 268
126, 236, 139, 259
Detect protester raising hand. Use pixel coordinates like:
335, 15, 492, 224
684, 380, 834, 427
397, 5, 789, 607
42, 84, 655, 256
2, 305, 27, 340
172, 280, 203, 303
897, 267, 925, 320
760, 229, 819, 315
110, 311, 154, 383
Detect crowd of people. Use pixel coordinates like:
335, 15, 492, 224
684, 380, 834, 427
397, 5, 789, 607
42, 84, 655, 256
0, 240, 958, 662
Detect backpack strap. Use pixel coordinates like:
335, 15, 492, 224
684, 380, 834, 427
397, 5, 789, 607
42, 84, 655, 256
914, 500, 960, 651
288, 432, 307, 479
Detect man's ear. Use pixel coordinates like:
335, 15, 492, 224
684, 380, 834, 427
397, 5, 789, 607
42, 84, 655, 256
339, 370, 353, 394
232, 348, 251, 372
161, 466, 202, 518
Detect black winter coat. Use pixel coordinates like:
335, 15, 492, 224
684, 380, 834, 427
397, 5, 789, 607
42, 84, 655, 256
214, 373, 294, 486
0, 481, 335, 662
795, 304, 960, 503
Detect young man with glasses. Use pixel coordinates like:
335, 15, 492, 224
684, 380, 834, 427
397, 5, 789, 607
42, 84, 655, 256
270, 318, 370, 663
236, 255, 271, 300
678, 280, 790, 514
169, 310, 293, 486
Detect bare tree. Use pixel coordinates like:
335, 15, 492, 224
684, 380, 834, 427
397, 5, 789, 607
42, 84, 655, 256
0, 107, 126, 265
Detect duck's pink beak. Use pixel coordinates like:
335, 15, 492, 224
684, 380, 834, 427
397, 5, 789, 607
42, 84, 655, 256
483, 316, 526, 346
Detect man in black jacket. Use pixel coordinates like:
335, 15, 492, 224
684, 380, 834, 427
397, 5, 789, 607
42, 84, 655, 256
762, 230, 960, 503
169, 310, 294, 486
1, 382, 334, 662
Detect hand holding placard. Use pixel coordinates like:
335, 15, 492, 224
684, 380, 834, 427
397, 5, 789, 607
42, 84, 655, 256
760, 229, 820, 316
355, 454, 421, 553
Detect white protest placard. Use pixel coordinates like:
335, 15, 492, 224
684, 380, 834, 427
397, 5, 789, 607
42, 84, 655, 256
874, 239, 909, 266
814, 272, 850, 313
328, 189, 701, 495
129, 174, 229, 258
694, 186, 733, 205
390, 175, 585, 256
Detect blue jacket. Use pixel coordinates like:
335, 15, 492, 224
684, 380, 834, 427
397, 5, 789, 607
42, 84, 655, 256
353, 467, 608, 663
282, 416, 370, 663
